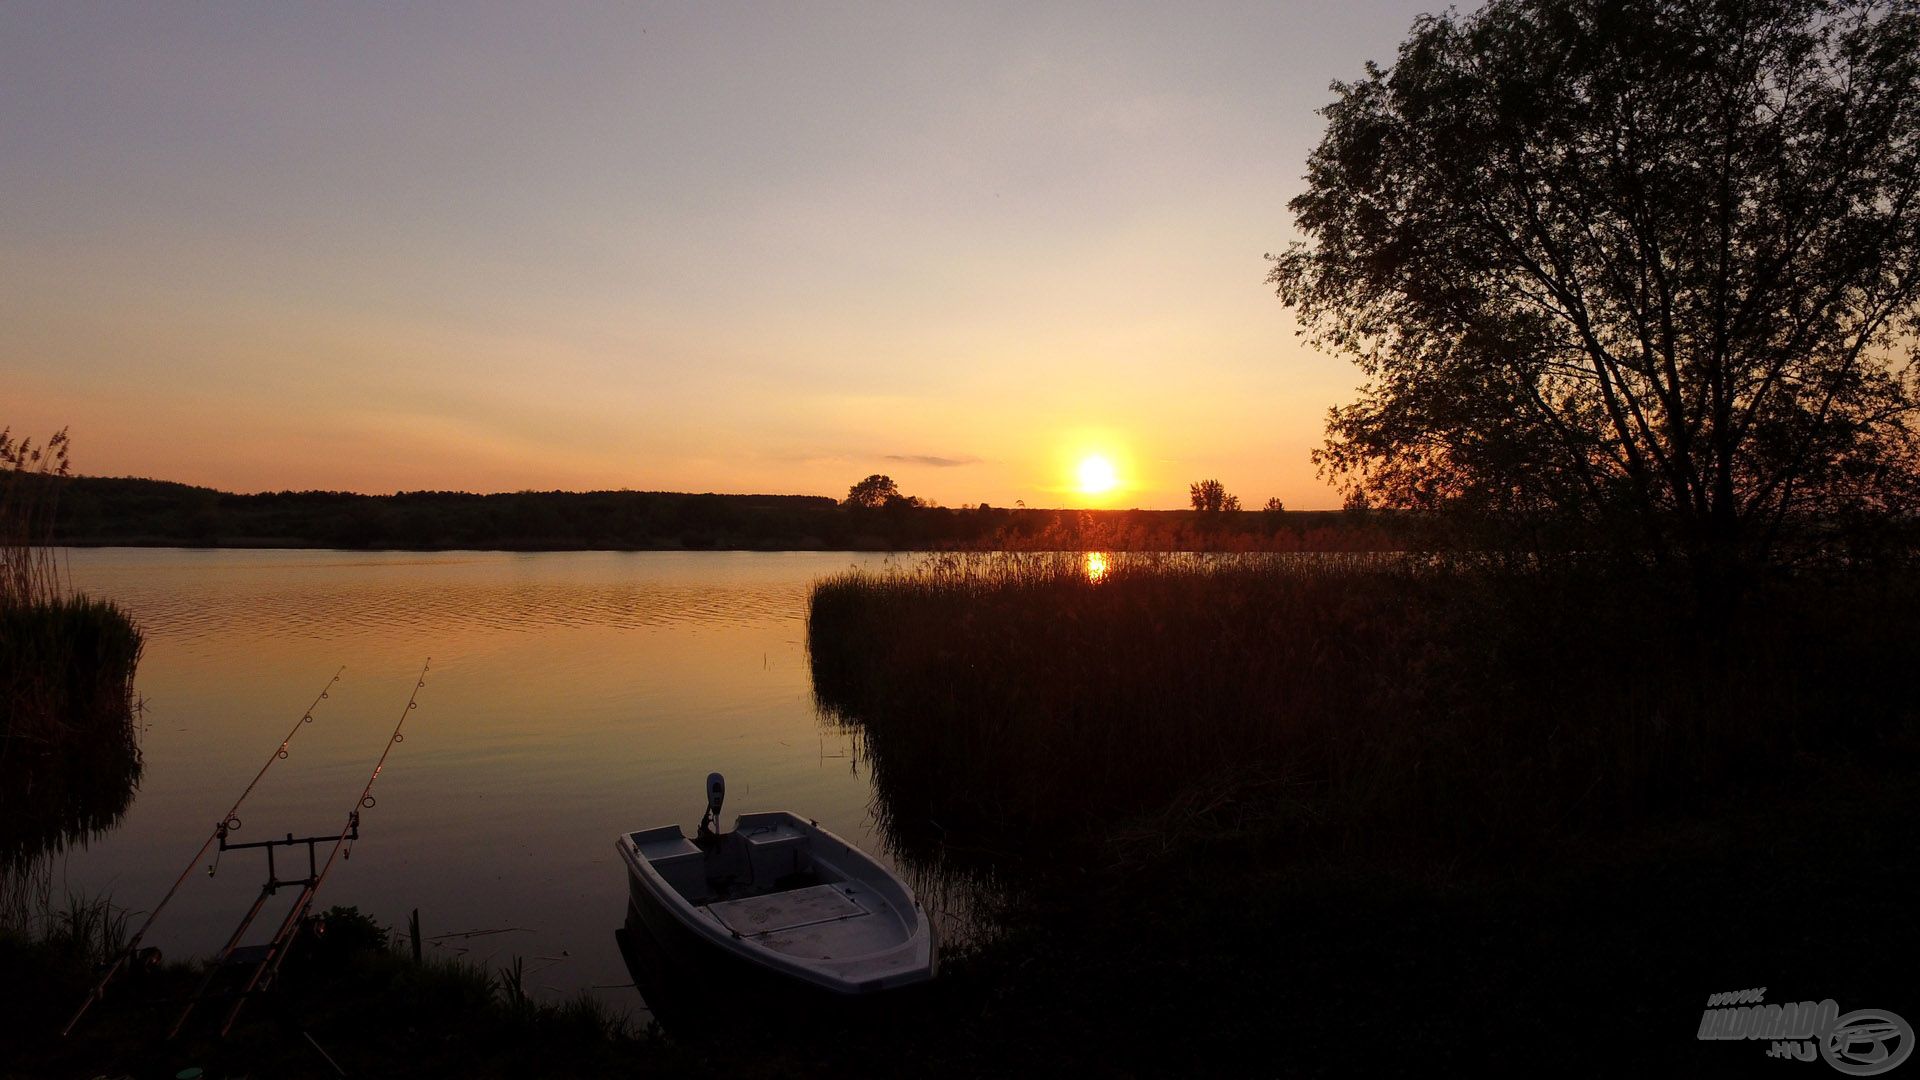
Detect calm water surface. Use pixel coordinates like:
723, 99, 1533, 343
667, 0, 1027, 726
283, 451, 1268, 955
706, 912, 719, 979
55, 548, 914, 1017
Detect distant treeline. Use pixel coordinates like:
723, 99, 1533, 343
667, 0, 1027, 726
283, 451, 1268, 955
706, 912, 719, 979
46, 476, 1407, 552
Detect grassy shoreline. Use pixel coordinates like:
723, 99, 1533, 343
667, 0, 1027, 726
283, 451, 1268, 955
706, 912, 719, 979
2, 430, 147, 884
2, 903, 651, 1079
798, 552, 1920, 1071
809, 553, 1918, 865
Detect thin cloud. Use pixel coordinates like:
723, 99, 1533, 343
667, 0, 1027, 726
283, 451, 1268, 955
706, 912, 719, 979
884, 454, 981, 468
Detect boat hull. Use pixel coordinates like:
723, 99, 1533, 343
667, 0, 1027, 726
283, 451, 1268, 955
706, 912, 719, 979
615, 810, 935, 997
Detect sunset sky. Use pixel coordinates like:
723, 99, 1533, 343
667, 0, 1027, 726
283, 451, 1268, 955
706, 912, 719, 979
4, 2, 1434, 509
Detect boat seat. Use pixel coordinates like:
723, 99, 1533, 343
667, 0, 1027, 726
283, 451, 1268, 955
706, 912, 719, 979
741, 826, 813, 883
640, 836, 708, 898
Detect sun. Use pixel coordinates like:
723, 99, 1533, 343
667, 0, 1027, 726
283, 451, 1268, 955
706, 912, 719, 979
1076, 454, 1119, 496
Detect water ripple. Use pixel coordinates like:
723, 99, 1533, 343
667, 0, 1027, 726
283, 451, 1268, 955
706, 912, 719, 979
63, 550, 863, 646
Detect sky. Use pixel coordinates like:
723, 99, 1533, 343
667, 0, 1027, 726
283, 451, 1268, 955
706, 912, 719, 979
3, 2, 1437, 509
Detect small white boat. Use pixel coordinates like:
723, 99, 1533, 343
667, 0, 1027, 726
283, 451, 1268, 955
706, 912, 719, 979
615, 774, 936, 996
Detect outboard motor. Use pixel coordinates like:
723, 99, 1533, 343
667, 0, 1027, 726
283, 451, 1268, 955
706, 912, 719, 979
696, 772, 726, 842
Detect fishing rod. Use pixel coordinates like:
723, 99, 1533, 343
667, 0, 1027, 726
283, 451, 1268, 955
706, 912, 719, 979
211, 658, 431, 1038
62, 666, 346, 1038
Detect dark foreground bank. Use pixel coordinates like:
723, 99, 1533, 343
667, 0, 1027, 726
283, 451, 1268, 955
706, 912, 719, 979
11, 772, 1913, 1078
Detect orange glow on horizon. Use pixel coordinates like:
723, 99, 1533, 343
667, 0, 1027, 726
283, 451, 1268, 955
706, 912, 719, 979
2, 6, 1379, 514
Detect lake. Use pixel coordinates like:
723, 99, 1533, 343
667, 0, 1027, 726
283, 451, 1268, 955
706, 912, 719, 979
49, 547, 924, 1020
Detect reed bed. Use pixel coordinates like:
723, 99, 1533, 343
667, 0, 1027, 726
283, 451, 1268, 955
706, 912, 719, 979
808, 552, 1920, 868
0, 428, 145, 877
0, 600, 144, 872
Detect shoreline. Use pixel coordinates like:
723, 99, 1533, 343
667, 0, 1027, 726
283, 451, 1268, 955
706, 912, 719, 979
47, 476, 1408, 554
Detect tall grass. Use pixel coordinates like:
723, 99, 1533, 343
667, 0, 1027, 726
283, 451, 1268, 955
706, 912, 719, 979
808, 552, 1920, 871
290, 906, 633, 1043
0, 596, 145, 743
0, 427, 68, 606
3, 901, 643, 1076
0, 428, 145, 879
971, 509, 1407, 553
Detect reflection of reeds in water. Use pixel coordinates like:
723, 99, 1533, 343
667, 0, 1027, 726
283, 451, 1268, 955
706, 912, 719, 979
0, 429, 145, 883
871, 820, 1021, 952
810, 551, 1920, 874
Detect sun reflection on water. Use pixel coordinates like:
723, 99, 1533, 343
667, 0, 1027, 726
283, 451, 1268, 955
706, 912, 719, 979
1084, 551, 1110, 583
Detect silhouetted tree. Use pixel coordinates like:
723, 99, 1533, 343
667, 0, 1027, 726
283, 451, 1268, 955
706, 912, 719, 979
1189, 480, 1240, 512
1270, 0, 1920, 576
1259, 496, 1288, 534
845, 474, 902, 509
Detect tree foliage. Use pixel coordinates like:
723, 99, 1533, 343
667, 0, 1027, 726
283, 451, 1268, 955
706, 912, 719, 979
845, 474, 902, 509
1270, 0, 1920, 568
1190, 480, 1241, 512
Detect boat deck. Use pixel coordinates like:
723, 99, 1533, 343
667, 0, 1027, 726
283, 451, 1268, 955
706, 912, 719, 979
703, 882, 896, 960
